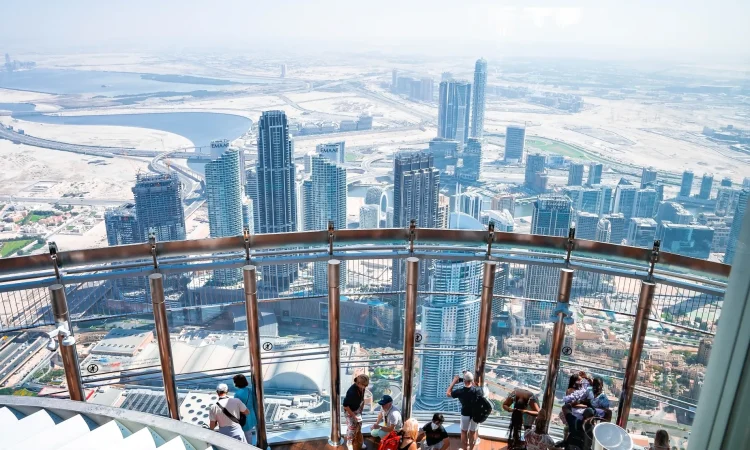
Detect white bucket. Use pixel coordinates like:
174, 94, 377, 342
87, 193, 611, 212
592, 422, 633, 450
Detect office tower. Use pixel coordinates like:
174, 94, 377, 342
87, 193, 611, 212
699, 173, 714, 200
595, 218, 612, 243
256, 110, 298, 291
438, 194, 450, 229
504, 125, 526, 163
658, 222, 714, 260
725, 189, 749, 264
603, 213, 627, 245
458, 138, 482, 183
568, 163, 585, 186
244, 168, 259, 234
205, 143, 244, 284
563, 186, 583, 208
596, 185, 614, 215
721, 177, 733, 187
386, 207, 394, 228
428, 137, 459, 172
680, 170, 695, 197
301, 179, 313, 231
711, 224, 731, 254
641, 167, 658, 188
525, 195, 572, 325
420, 77, 434, 102
627, 218, 657, 248
587, 163, 603, 186
744, 177, 750, 189
309, 155, 347, 293
280, 64, 286, 78
715, 187, 741, 216
481, 210, 514, 231
315, 141, 345, 165
578, 188, 603, 215
419, 257, 481, 411
360, 204, 379, 229
491, 193, 515, 217
613, 185, 638, 220
633, 188, 658, 218
457, 191, 483, 221
441, 71, 453, 81
525, 153, 546, 190
470, 58, 487, 138
575, 212, 600, 240
438, 80, 472, 148
391, 69, 398, 91
132, 173, 186, 243
242, 197, 254, 231
365, 185, 389, 218
105, 203, 138, 246
656, 202, 694, 225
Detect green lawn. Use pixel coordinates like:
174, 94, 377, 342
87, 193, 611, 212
526, 137, 589, 159
0, 239, 34, 257
345, 153, 359, 162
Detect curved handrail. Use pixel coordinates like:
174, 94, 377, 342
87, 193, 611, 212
0, 228, 731, 279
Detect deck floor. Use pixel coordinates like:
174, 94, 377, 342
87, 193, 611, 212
271, 436, 509, 449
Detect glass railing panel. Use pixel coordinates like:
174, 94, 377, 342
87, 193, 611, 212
0, 282, 53, 331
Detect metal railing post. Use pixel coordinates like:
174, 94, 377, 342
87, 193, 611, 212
402, 257, 419, 420
327, 260, 345, 447
243, 266, 268, 449
149, 273, 180, 420
475, 261, 497, 386
49, 284, 85, 401
540, 268, 574, 433
617, 280, 656, 429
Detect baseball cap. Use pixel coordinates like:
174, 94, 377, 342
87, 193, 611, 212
216, 383, 229, 393
377, 395, 393, 405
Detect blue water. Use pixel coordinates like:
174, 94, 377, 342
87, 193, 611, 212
0, 69, 280, 96
0, 102, 36, 113
18, 112, 253, 149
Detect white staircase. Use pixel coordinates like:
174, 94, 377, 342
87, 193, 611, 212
0, 397, 253, 450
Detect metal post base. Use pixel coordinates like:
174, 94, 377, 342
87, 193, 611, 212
327, 437, 346, 448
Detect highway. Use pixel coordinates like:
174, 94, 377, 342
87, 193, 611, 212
0, 195, 131, 206
0, 332, 46, 386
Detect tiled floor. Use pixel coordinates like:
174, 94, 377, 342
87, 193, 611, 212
272, 437, 509, 449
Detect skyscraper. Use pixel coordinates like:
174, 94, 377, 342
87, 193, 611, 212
491, 193, 515, 217
595, 218, 612, 243
597, 184, 614, 215
438, 80, 471, 148
392, 152, 440, 229
568, 163, 585, 186
391, 69, 398, 92
315, 141, 345, 165
359, 204, 380, 229
627, 218, 658, 248
470, 58, 487, 138
715, 187, 741, 216
245, 168, 259, 234
105, 203, 138, 246
132, 173, 186, 243
417, 213, 482, 411
457, 191, 483, 221
721, 176, 733, 187
525, 195, 572, 325
504, 125, 526, 163
613, 185, 638, 220
699, 173, 714, 200
575, 212, 600, 241
205, 142, 244, 284
301, 179, 314, 231
658, 222, 714, 260
680, 170, 694, 197
603, 213, 627, 245
437, 194, 450, 229
725, 189, 749, 264
458, 138, 482, 183
633, 188, 658, 218
309, 155, 347, 293
587, 163, 603, 186
256, 110, 298, 291
525, 154, 546, 190
420, 77, 434, 102
641, 167, 658, 188
656, 202, 694, 225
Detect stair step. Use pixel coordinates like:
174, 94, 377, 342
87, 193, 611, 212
158, 436, 197, 450
57, 419, 131, 450
4, 414, 97, 450
111, 427, 165, 450
0, 409, 61, 447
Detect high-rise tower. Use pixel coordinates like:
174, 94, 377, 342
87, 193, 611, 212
470, 58, 487, 138
132, 173, 186, 243
504, 125, 526, 163
680, 170, 694, 197
568, 163, 585, 186
587, 163, 603, 186
438, 80, 472, 148
725, 190, 749, 264
256, 111, 298, 291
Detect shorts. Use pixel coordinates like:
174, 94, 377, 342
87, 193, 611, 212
460, 415, 479, 432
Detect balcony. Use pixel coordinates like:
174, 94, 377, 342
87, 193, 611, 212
0, 227, 735, 449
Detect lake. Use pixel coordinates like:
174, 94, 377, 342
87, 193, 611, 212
0, 69, 282, 96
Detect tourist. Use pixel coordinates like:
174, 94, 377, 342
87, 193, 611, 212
447, 371, 483, 450
371, 394, 402, 440
651, 430, 671, 450
556, 404, 594, 450
523, 410, 562, 450
589, 377, 612, 421
562, 376, 594, 420
208, 383, 249, 442
232, 374, 258, 445
502, 388, 541, 432
343, 374, 370, 450
417, 413, 449, 450
399, 418, 419, 450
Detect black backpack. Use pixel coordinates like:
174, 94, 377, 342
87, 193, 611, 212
471, 394, 493, 424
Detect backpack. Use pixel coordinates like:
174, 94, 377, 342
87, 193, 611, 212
471, 395, 493, 424
378, 431, 401, 450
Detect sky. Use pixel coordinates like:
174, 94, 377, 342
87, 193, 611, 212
3, 0, 749, 62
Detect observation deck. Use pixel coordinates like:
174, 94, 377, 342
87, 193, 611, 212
0, 225, 744, 449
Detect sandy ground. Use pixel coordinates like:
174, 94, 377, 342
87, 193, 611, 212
0, 88, 59, 104
0, 140, 148, 199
